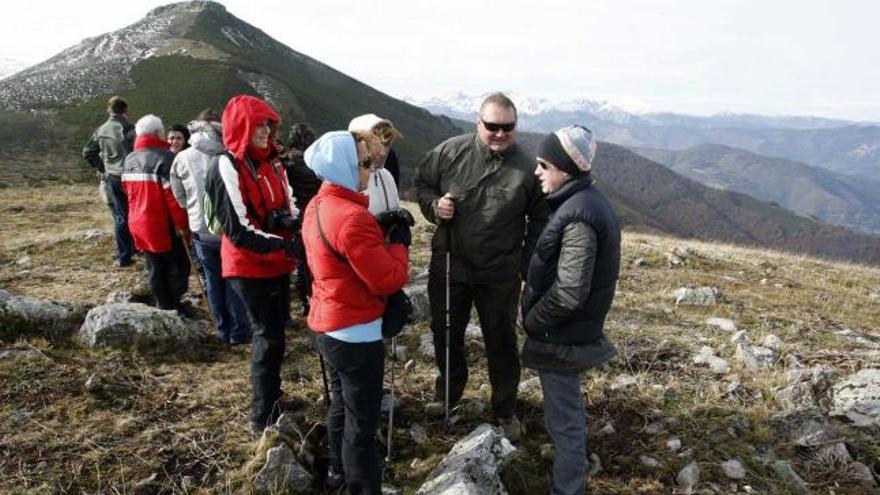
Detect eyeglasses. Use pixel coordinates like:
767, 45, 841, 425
481, 119, 516, 133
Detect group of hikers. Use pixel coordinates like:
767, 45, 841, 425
82, 91, 621, 495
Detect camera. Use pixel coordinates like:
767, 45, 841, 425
266, 208, 295, 231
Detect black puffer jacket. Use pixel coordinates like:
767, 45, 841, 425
521, 175, 621, 371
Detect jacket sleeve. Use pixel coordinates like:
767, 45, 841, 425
213, 154, 286, 253
169, 155, 188, 209
82, 132, 103, 172
415, 145, 443, 225
524, 221, 597, 334
158, 157, 190, 234
521, 175, 550, 277
339, 211, 409, 296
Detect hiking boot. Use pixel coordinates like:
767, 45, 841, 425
114, 258, 134, 268
498, 415, 523, 442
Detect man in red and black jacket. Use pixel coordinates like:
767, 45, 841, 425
205, 95, 299, 433
122, 114, 191, 311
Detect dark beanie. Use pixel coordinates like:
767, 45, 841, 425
537, 125, 597, 176
538, 134, 583, 176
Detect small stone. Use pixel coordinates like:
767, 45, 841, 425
382, 484, 403, 495
762, 334, 784, 350
418, 332, 434, 359
611, 374, 638, 390
721, 459, 746, 479
706, 317, 737, 332
673, 286, 726, 305
639, 455, 662, 469
597, 422, 616, 436
588, 453, 602, 476
731, 330, 749, 345
253, 444, 313, 494
667, 437, 682, 451
644, 420, 666, 435
676, 462, 700, 493
771, 461, 809, 494
775, 382, 815, 411
15, 255, 32, 266
0, 349, 43, 361
666, 252, 685, 267
540, 443, 554, 461
630, 257, 645, 268
736, 344, 775, 371
83, 229, 106, 240
410, 423, 428, 445
518, 376, 542, 396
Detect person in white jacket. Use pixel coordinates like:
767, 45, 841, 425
170, 109, 252, 344
348, 114, 402, 215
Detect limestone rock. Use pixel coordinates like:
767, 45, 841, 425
831, 368, 880, 426
78, 303, 207, 348
721, 459, 746, 480
676, 461, 700, 494
252, 444, 313, 494
735, 344, 775, 371
410, 423, 428, 446
705, 317, 737, 332
415, 423, 518, 495
762, 334, 784, 350
771, 461, 809, 494
0, 289, 85, 341
419, 332, 434, 359
518, 376, 542, 399
84, 228, 107, 240
775, 382, 816, 411
673, 287, 726, 305
639, 455, 662, 469
0, 348, 43, 361
693, 346, 730, 374
404, 282, 430, 323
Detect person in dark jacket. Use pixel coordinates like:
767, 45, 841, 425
303, 130, 410, 493
205, 95, 299, 433
521, 125, 621, 495
283, 123, 321, 316
415, 92, 549, 440
82, 96, 136, 267
121, 114, 191, 311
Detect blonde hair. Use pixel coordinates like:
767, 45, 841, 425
351, 131, 385, 164
372, 122, 402, 146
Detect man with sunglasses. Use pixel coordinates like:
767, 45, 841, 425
415, 92, 549, 441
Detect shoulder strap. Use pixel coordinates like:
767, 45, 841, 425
316, 199, 347, 263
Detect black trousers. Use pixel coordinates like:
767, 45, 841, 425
428, 258, 522, 419
230, 275, 291, 427
143, 237, 190, 310
316, 334, 385, 495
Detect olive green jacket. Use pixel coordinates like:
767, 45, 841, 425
415, 134, 549, 282
82, 114, 135, 176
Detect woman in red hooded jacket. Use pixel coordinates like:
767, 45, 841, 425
206, 95, 299, 433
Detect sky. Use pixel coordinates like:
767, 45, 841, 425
2, 0, 879, 121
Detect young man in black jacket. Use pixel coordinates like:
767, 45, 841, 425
521, 125, 621, 495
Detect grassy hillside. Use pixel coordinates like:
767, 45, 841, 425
1, 183, 879, 494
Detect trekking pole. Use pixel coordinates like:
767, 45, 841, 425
178, 231, 217, 330
444, 223, 452, 428
385, 335, 398, 463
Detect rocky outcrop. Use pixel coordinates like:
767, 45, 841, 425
0, 289, 86, 342
415, 424, 518, 495
78, 303, 206, 348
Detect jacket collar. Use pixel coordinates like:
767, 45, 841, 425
546, 175, 593, 211
474, 134, 517, 161
319, 181, 370, 208
133, 134, 170, 151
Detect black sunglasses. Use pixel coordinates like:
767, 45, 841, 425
481, 119, 516, 133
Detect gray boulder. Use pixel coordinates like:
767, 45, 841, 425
721, 459, 746, 480
0, 348, 43, 361
692, 346, 730, 374
673, 287, 726, 305
252, 444, 313, 494
676, 461, 700, 494
78, 303, 206, 348
771, 461, 810, 494
415, 423, 518, 495
831, 368, 880, 426
404, 282, 430, 323
775, 382, 816, 411
0, 289, 85, 342
705, 317, 737, 332
735, 344, 775, 371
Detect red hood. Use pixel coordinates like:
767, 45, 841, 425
222, 95, 281, 160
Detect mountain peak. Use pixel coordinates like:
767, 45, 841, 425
0, 1, 238, 111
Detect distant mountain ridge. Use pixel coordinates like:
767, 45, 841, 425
636, 144, 880, 235
410, 92, 880, 181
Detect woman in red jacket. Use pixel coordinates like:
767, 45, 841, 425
302, 130, 410, 494
207, 95, 299, 433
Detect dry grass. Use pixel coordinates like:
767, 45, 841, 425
1, 184, 879, 494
